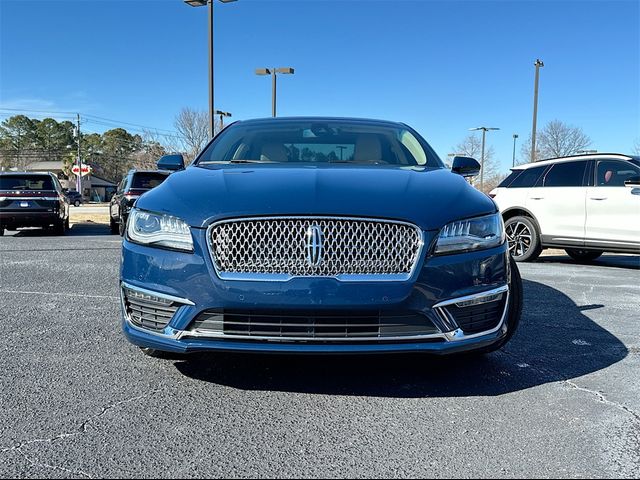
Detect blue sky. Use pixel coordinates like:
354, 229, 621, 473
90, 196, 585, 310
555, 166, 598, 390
1, 0, 638, 172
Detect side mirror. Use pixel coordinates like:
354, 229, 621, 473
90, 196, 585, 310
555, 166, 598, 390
451, 156, 481, 178
624, 175, 640, 187
157, 154, 185, 172
62, 188, 69, 193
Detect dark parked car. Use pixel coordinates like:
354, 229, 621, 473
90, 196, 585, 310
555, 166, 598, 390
0, 172, 70, 236
109, 169, 170, 235
120, 117, 523, 358
65, 190, 83, 207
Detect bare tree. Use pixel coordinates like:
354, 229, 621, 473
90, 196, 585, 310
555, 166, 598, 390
454, 134, 502, 192
174, 108, 216, 164
632, 138, 640, 156
519, 120, 591, 162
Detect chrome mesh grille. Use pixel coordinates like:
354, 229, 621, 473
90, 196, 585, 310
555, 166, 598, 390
208, 217, 423, 279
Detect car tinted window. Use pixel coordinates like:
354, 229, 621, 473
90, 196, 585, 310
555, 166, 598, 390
131, 172, 167, 189
498, 170, 522, 187
196, 120, 445, 168
596, 160, 640, 187
0, 175, 55, 191
543, 161, 586, 187
507, 166, 547, 188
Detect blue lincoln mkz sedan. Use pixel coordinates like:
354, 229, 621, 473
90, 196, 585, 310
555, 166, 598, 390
120, 117, 522, 357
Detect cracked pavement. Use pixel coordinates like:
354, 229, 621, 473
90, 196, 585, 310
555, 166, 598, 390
1, 227, 639, 478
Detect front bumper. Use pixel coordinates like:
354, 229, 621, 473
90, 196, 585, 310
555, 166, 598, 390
120, 228, 512, 355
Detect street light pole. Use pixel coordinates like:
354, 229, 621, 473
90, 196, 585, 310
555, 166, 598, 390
469, 126, 499, 191
512, 133, 519, 167
531, 59, 544, 162
184, 0, 237, 139
215, 110, 232, 129
255, 67, 295, 117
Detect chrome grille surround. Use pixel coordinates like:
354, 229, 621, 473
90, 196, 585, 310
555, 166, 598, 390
206, 216, 424, 282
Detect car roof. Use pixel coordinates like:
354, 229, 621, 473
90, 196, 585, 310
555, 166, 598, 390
232, 116, 407, 129
0, 171, 54, 176
512, 153, 635, 170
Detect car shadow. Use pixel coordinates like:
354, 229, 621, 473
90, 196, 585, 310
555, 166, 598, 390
172, 279, 628, 397
7, 222, 112, 237
537, 253, 639, 270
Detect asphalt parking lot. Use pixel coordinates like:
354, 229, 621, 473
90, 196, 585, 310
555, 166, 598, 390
0, 225, 639, 478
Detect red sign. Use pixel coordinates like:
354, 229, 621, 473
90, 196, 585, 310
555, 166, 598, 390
71, 164, 92, 177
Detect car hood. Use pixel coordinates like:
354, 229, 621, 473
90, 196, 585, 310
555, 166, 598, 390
136, 164, 496, 230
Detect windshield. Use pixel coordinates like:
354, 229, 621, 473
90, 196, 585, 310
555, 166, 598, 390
0, 175, 55, 191
196, 120, 444, 168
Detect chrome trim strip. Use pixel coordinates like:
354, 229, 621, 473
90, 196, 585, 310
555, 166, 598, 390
121, 281, 195, 306
0, 196, 60, 201
120, 288, 182, 339
205, 215, 425, 283
432, 285, 509, 309
438, 286, 510, 341
177, 330, 445, 342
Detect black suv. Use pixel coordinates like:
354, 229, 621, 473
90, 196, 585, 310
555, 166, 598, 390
109, 169, 170, 235
65, 190, 83, 207
0, 172, 70, 236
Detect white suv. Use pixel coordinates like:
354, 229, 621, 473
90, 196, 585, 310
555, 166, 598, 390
490, 153, 640, 262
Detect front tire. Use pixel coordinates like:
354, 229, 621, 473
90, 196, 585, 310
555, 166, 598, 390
118, 215, 127, 236
53, 219, 68, 236
469, 255, 523, 355
565, 248, 603, 263
110, 216, 119, 235
74, 200, 80, 207
504, 215, 542, 262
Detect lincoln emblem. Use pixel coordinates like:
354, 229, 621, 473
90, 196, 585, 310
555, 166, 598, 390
305, 225, 323, 267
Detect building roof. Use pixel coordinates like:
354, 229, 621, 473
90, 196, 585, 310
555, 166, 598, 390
89, 175, 117, 187
26, 161, 64, 171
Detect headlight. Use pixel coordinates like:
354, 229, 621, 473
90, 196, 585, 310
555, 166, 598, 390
435, 213, 505, 254
127, 209, 193, 252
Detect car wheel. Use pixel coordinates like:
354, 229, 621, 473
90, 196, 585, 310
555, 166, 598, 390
118, 215, 127, 236
54, 219, 67, 236
74, 200, 80, 207
565, 248, 603, 263
504, 215, 542, 262
465, 255, 523, 355
110, 216, 119, 235
0, 228, 4, 236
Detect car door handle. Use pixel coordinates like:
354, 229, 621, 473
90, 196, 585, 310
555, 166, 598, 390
530, 197, 544, 200
631, 188, 640, 196
589, 197, 607, 200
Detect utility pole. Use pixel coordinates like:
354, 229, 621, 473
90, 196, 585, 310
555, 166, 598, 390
76, 114, 82, 195
531, 59, 544, 162
512, 134, 519, 167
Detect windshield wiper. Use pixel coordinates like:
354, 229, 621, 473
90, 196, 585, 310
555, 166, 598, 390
199, 159, 274, 164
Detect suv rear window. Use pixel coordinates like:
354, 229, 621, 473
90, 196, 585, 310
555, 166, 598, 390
507, 165, 547, 188
0, 175, 55, 191
131, 172, 168, 190
498, 170, 522, 188
543, 161, 587, 187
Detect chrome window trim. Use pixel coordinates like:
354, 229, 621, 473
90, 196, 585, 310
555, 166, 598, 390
205, 215, 425, 282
